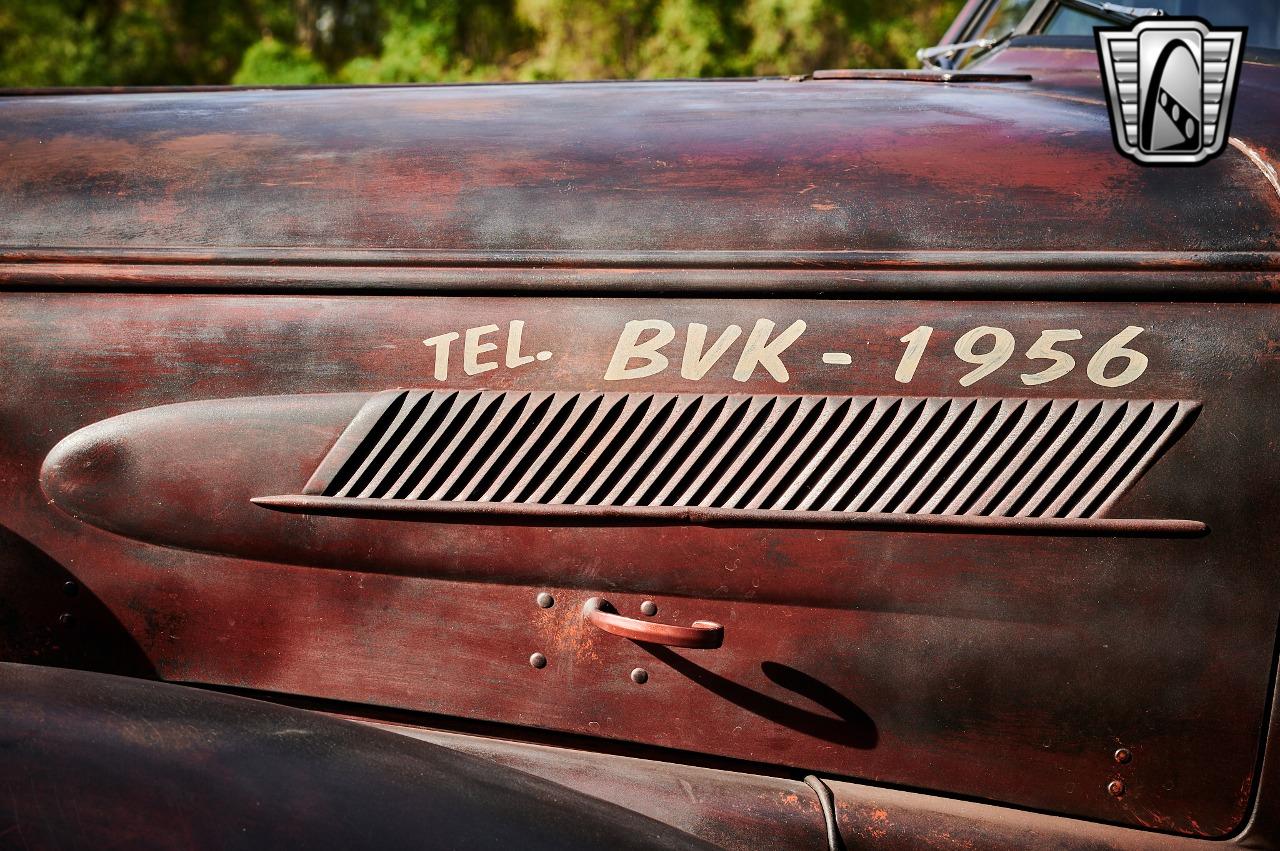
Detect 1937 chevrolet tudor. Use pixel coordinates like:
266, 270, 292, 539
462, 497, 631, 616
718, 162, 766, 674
3, 0, 1280, 848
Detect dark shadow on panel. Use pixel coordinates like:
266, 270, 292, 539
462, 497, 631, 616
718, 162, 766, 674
0, 525, 155, 677
641, 645, 877, 749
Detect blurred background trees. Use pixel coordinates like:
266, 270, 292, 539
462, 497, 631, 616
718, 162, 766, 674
0, 0, 961, 87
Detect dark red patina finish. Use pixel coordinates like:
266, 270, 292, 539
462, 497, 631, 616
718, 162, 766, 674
1, 27, 1279, 850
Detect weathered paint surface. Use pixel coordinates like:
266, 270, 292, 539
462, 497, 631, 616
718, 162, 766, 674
8, 292, 1280, 838
373, 723, 828, 851
0, 74, 1277, 256
2, 44, 1280, 849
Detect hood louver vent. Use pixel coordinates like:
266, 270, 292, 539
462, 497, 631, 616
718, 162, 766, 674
297, 390, 1198, 522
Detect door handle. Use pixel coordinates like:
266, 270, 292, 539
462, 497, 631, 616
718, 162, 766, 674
583, 597, 723, 649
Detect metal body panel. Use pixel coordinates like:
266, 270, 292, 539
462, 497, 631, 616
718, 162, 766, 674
367, 719, 1259, 849
0, 662, 716, 850
2, 44, 1280, 849
0, 77, 1278, 258
369, 723, 828, 851
6, 292, 1278, 837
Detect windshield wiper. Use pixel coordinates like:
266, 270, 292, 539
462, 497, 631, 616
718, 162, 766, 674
917, 32, 1014, 70
918, 0, 1164, 70
1067, 1, 1163, 23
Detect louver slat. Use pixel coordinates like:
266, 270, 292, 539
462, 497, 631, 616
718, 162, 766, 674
259, 390, 1204, 534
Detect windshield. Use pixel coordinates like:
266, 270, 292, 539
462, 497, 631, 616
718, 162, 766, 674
969, 1, 1040, 46
977, 0, 1279, 50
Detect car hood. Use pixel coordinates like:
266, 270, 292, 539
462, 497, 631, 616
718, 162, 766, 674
0, 75, 1277, 255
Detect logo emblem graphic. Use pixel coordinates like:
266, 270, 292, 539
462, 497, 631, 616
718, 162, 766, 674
1096, 18, 1245, 165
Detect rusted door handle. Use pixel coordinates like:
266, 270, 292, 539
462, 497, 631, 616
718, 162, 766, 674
583, 597, 723, 649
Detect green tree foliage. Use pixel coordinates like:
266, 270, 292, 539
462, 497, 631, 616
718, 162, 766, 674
1, 0, 962, 88
235, 37, 329, 84
0, 0, 291, 86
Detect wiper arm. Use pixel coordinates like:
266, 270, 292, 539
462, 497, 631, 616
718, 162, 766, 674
1064, 1, 1163, 24
917, 1, 1164, 70
917, 32, 1013, 70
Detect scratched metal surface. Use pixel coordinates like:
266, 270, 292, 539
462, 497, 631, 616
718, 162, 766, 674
2, 46, 1280, 848
7, 292, 1279, 838
0, 75, 1277, 256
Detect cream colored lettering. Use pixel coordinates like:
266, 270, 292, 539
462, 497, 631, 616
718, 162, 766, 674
894, 325, 934, 383
1087, 326, 1147, 387
505, 320, 535, 368
604, 320, 675, 381
424, 321, 550, 380
421, 331, 460, 381
681, 323, 742, 380
606, 319, 806, 383
463, 324, 501, 376
895, 325, 1149, 387
1021, 329, 1082, 386
954, 326, 1015, 387
733, 319, 807, 383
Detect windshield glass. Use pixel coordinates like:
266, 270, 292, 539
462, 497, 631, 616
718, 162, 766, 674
980, 0, 1279, 50
971, 0, 1040, 44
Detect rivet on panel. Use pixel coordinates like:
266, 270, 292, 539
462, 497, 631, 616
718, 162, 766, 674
640, 600, 657, 616
536, 592, 554, 609
58, 612, 75, 627
62, 580, 79, 597
1107, 779, 1126, 797
1113, 748, 1132, 765
529, 653, 547, 669
630, 668, 648, 685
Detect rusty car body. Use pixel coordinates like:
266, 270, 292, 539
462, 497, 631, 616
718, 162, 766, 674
2, 0, 1279, 848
